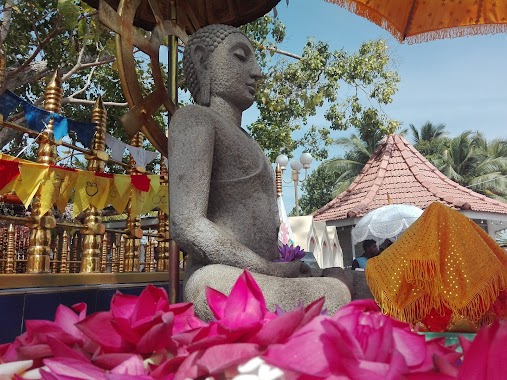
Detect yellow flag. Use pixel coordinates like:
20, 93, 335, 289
39, 172, 58, 216
16, 162, 49, 207
73, 171, 94, 217
88, 173, 112, 210
73, 172, 112, 216
55, 167, 79, 213
129, 188, 146, 218
143, 184, 168, 214
106, 181, 130, 214
39, 166, 79, 215
147, 174, 161, 194
141, 186, 157, 214
114, 175, 131, 199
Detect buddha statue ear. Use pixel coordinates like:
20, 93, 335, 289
191, 44, 211, 106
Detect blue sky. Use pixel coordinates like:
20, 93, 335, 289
243, 0, 507, 212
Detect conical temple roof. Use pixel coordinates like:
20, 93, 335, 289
314, 134, 507, 222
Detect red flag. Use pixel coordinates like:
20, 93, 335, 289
0, 159, 21, 191
131, 173, 150, 192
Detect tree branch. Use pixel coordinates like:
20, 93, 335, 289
252, 41, 302, 60
62, 97, 128, 107
9, 17, 63, 78
0, 0, 14, 46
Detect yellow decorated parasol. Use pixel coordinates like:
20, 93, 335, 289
366, 202, 507, 331
326, 0, 507, 43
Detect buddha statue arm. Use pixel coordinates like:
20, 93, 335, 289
168, 107, 300, 278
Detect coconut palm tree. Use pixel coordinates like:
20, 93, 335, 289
431, 131, 477, 184
324, 134, 375, 196
409, 121, 448, 158
410, 121, 447, 143
431, 131, 507, 202
466, 133, 507, 202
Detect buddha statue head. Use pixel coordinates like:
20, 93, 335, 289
183, 24, 261, 110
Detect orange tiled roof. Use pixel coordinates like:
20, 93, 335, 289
313, 134, 507, 221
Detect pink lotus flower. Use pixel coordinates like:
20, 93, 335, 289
1, 303, 88, 364
76, 285, 206, 356
264, 299, 456, 379
457, 319, 507, 379
2, 269, 500, 380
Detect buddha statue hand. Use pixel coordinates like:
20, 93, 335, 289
270, 260, 301, 278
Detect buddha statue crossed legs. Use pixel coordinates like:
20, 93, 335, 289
168, 24, 354, 319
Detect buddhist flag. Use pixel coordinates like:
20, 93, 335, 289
130, 188, 147, 217
141, 184, 168, 214
55, 167, 79, 213
39, 166, 79, 215
89, 172, 113, 209
147, 174, 161, 193
141, 186, 157, 214
159, 184, 169, 214
73, 171, 112, 216
114, 174, 131, 199
106, 180, 130, 214
0, 160, 20, 192
16, 162, 49, 207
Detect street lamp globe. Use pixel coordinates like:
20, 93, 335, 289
290, 160, 303, 171
300, 152, 313, 169
275, 154, 289, 170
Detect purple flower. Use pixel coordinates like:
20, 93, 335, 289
276, 244, 305, 262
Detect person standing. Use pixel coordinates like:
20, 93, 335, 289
352, 240, 379, 270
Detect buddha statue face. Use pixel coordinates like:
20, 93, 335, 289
207, 33, 262, 111
183, 24, 262, 110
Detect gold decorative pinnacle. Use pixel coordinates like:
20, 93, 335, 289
81, 96, 107, 273
5, 224, 15, 274
101, 233, 108, 273
119, 237, 125, 273
89, 96, 107, 172
276, 164, 282, 197
60, 231, 69, 273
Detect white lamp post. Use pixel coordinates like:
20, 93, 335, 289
275, 152, 313, 216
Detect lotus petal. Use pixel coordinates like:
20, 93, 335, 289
136, 312, 176, 354
76, 312, 132, 353
110, 355, 147, 376
197, 343, 260, 375
42, 357, 106, 380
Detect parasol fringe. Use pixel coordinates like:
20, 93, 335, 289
366, 274, 437, 324
406, 23, 507, 44
452, 268, 507, 324
325, 0, 507, 44
325, 0, 404, 41
367, 259, 507, 326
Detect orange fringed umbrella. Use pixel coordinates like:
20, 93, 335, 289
326, 0, 507, 44
366, 202, 507, 331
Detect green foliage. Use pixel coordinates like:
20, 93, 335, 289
1, 0, 156, 171
297, 163, 342, 214
3, 4, 399, 169
430, 131, 507, 202
240, 16, 400, 161
410, 121, 448, 159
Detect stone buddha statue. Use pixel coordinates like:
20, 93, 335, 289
168, 24, 357, 319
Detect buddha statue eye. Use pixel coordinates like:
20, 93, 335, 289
234, 49, 247, 61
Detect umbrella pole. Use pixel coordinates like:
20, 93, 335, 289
168, 0, 180, 304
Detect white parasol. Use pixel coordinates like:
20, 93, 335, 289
351, 204, 423, 245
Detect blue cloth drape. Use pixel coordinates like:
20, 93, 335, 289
0, 90, 95, 147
